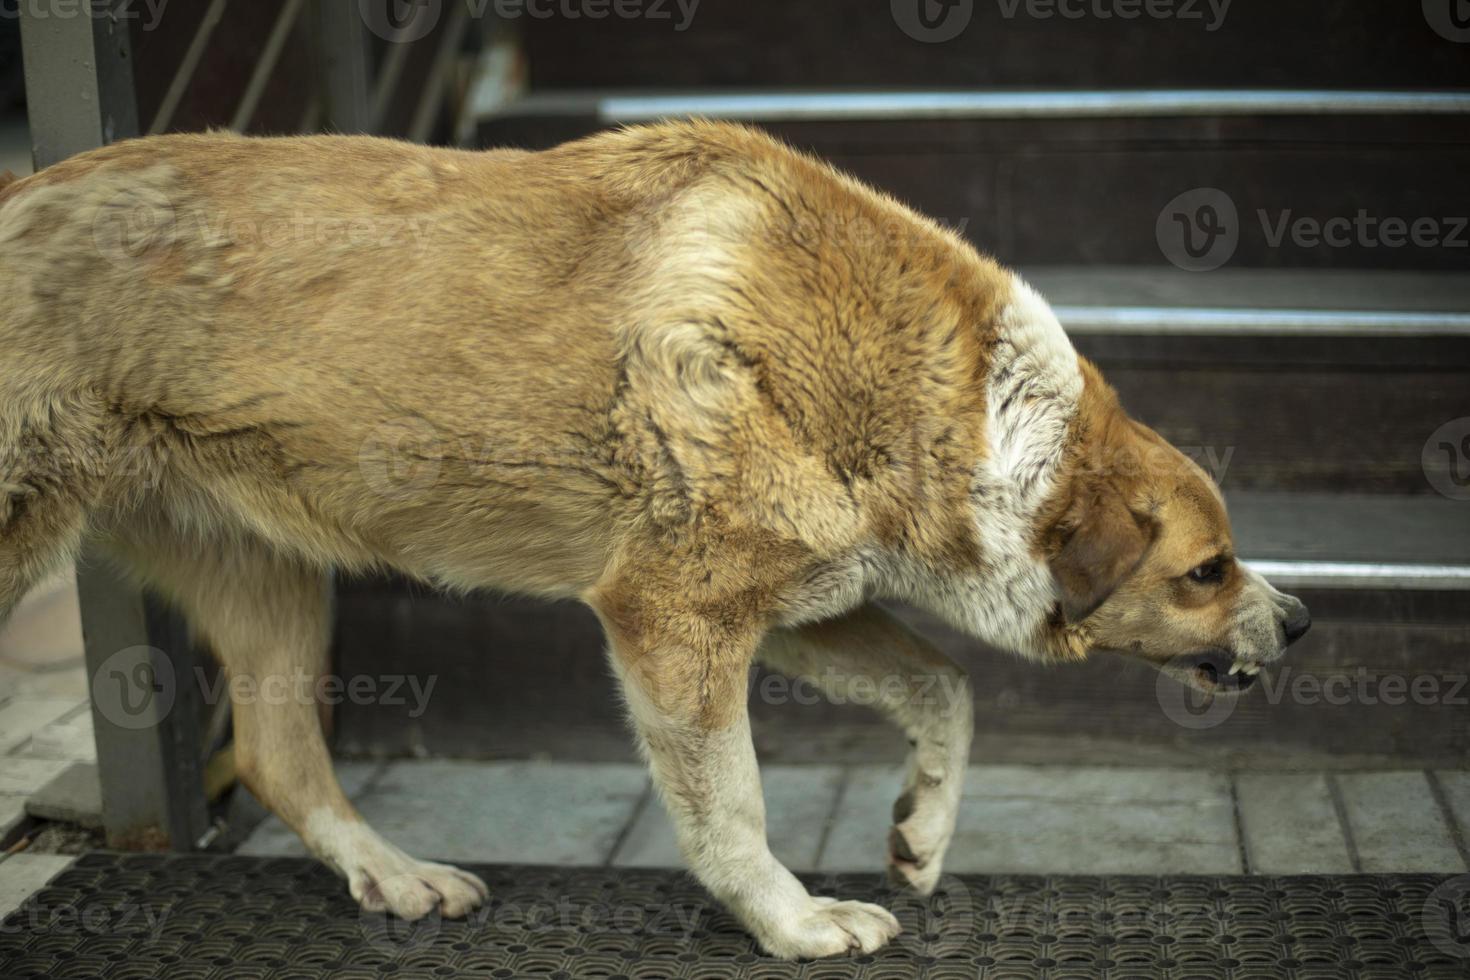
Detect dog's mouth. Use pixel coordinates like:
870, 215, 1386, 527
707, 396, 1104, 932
1172, 649, 1263, 695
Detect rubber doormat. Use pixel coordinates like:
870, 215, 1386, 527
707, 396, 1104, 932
0, 853, 1466, 978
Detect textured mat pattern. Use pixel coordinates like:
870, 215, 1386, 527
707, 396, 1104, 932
0, 853, 1466, 978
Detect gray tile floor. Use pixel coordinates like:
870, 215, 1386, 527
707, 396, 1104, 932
0, 574, 93, 842
235, 759, 1470, 877
6, 756, 1466, 918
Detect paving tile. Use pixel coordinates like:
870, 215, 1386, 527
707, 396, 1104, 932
0, 758, 71, 798
0, 699, 83, 756
244, 761, 648, 865
943, 800, 1238, 875
821, 764, 1240, 875
26, 763, 102, 829
1235, 772, 1354, 873
358, 761, 647, 865
1435, 771, 1470, 851
0, 854, 74, 919
612, 765, 841, 871
13, 709, 96, 763
0, 795, 26, 838
1337, 772, 1466, 873
816, 764, 904, 873
0, 662, 89, 702
237, 762, 387, 856
964, 765, 1233, 804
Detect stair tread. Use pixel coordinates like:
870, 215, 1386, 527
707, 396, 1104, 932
1229, 492, 1470, 570
489, 88, 1470, 122
1025, 267, 1470, 316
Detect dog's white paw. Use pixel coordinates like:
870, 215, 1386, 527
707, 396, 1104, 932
349, 858, 488, 920
307, 810, 488, 920
885, 780, 958, 896
756, 897, 901, 959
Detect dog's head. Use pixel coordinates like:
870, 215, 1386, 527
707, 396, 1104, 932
1040, 362, 1310, 695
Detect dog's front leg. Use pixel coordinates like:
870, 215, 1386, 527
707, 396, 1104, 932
759, 604, 973, 894
593, 600, 901, 959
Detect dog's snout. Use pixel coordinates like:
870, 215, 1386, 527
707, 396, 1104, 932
1283, 606, 1312, 645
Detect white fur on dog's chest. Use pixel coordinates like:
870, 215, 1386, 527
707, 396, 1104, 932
876, 276, 1082, 657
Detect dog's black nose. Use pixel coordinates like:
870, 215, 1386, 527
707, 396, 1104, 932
1283, 610, 1312, 645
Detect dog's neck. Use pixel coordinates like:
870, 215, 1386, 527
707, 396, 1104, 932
1030, 353, 1158, 660
872, 275, 1089, 661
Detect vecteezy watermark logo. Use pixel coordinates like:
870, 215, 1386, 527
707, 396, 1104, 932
1423, 876, 1470, 959
360, 882, 444, 954
892, 0, 974, 42
196, 668, 439, 718
1259, 210, 1469, 251
359, 0, 442, 42
751, 666, 969, 715
1157, 187, 1238, 271
886, 873, 976, 958
361, 890, 706, 956
0, 0, 169, 32
91, 185, 176, 269
493, 0, 702, 30
1155, 656, 1239, 729
893, 0, 1231, 39
0, 897, 173, 937
358, 417, 444, 501
997, 0, 1232, 31
1158, 665, 1470, 730
1424, 0, 1470, 42
1424, 417, 1470, 501
91, 646, 176, 730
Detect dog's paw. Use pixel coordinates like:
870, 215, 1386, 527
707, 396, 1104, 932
887, 824, 943, 895
309, 812, 488, 920
349, 858, 488, 920
755, 896, 901, 959
884, 785, 955, 896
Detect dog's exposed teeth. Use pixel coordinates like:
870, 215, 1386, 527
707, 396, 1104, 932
1228, 662, 1241, 675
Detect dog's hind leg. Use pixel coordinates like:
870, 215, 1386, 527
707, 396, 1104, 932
757, 604, 973, 895
101, 515, 488, 920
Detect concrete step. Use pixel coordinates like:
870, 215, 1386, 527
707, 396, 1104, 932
1231, 492, 1470, 585
332, 492, 1470, 768
476, 90, 1470, 271
512, 2, 1469, 92
1017, 268, 1470, 494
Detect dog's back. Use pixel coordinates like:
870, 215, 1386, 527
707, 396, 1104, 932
0, 132, 642, 593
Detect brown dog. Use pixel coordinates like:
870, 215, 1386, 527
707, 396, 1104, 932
0, 122, 1308, 958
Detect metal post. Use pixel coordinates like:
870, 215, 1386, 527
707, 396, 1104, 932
74, 560, 210, 850
18, 0, 138, 167
17, 0, 211, 850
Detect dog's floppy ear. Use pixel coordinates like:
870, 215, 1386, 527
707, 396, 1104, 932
1046, 486, 1155, 624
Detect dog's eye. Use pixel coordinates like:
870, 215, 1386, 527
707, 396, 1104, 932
1187, 560, 1224, 584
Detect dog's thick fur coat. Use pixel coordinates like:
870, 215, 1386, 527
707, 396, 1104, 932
0, 122, 1306, 958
